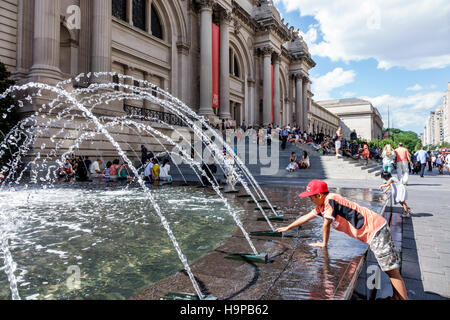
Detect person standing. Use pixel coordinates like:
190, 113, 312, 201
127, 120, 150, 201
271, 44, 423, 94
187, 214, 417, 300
394, 143, 412, 184
445, 153, 450, 174
382, 144, 396, 174
241, 121, 247, 132
281, 127, 289, 150
141, 145, 148, 165
427, 151, 433, 172
335, 127, 342, 157
415, 147, 429, 178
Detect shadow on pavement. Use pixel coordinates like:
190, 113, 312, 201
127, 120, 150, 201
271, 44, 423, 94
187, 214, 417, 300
399, 206, 449, 300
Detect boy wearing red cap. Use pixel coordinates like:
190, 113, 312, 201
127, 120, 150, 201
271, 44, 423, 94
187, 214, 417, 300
276, 180, 408, 300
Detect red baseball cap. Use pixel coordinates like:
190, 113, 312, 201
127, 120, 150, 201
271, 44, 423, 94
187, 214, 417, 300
299, 180, 329, 198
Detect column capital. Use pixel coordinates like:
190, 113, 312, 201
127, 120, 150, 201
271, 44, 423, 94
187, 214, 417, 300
177, 41, 191, 55
293, 72, 303, 80
261, 46, 273, 57
197, 0, 214, 10
273, 52, 281, 64
219, 9, 233, 23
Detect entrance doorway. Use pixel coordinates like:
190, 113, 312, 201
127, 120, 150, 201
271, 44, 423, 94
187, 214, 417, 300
231, 101, 242, 128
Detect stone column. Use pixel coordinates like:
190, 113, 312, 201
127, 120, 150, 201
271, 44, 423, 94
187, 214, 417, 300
29, 0, 61, 83
146, 0, 153, 34
295, 74, 303, 128
127, 0, 133, 26
198, 0, 213, 117
302, 77, 309, 132
262, 47, 273, 125
273, 54, 280, 126
219, 11, 232, 120
91, 0, 112, 82
284, 97, 289, 126
248, 78, 255, 125
288, 75, 293, 126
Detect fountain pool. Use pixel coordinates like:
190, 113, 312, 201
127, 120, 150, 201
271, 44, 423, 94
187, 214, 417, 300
0, 182, 241, 300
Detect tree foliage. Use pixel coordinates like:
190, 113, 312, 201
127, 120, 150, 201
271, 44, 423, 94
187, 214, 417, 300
352, 128, 422, 153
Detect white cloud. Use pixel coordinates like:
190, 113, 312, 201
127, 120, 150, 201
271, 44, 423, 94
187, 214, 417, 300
406, 84, 423, 91
311, 68, 356, 100
275, 0, 450, 70
340, 91, 357, 98
361, 91, 444, 132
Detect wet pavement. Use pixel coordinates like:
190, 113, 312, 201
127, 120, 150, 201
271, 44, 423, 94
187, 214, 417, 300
131, 185, 387, 300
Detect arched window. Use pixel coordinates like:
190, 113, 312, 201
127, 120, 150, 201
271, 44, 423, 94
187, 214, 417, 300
234, 55, 240, 78
229, 49, 241, 78
112, 0, 127, 21
151, 5, 163, 39
133, 0, 146, 31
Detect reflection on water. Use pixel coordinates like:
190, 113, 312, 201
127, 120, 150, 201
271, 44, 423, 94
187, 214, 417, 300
0, 183, 240, 300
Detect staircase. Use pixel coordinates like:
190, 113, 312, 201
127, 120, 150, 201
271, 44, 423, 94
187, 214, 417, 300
168, 139, 384, 183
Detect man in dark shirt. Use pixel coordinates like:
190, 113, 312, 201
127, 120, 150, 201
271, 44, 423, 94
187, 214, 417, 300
141, 145, 148, 165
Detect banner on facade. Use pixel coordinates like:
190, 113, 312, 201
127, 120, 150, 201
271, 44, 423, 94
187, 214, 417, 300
212, 23, 220, 108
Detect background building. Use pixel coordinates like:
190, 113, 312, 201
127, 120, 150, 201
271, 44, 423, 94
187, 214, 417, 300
424, 103, 445, 146
308, 101, 340, 136
0, 0, 316, 128
0, 0, 323, 158
316, 98, 384, 141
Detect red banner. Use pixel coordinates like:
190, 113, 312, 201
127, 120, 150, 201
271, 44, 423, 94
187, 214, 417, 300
271, 64, 274, 124
212, 23, 220, 108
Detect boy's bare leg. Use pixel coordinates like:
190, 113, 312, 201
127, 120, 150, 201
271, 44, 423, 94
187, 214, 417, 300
385, 268, 408, 300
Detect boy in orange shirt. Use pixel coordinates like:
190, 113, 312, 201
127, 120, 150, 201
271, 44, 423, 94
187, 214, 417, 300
276, 180, 408, 300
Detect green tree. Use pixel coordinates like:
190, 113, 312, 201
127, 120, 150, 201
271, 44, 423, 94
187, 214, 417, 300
354, 128, 420, 153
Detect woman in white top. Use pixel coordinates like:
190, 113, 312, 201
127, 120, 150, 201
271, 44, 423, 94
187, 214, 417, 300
298, 151, 310, 169
382, 144, 396, 174
159, 159, 172, 183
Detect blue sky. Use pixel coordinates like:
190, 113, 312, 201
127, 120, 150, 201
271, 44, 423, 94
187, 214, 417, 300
274, 0, 450, 135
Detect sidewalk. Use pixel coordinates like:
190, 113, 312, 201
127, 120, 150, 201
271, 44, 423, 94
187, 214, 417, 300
255, 167, 450, 300
399, 169, 450, 299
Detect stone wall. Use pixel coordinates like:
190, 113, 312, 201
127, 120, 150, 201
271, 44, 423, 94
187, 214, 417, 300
0, 0, 18, 71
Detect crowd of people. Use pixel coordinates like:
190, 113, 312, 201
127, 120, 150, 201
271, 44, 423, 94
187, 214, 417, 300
56, 147, 173, 184
56, 155, 134, 182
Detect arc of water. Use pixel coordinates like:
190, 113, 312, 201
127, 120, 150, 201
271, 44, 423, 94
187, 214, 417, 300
45, 111, 260, 257
121, 124, 190, 185
3, 79, 274, 234
67, 85, 276, 230
1, 84, 205, 299
49, 116, 259, 257
70, 81, 268, 203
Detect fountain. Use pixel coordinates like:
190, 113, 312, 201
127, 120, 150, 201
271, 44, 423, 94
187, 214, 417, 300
0, 73, 282, 300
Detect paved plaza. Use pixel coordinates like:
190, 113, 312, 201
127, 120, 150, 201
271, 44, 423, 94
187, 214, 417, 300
255, 168, 450, 300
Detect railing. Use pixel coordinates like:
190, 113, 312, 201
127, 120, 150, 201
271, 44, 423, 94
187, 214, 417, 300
123, 104, 195, 127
